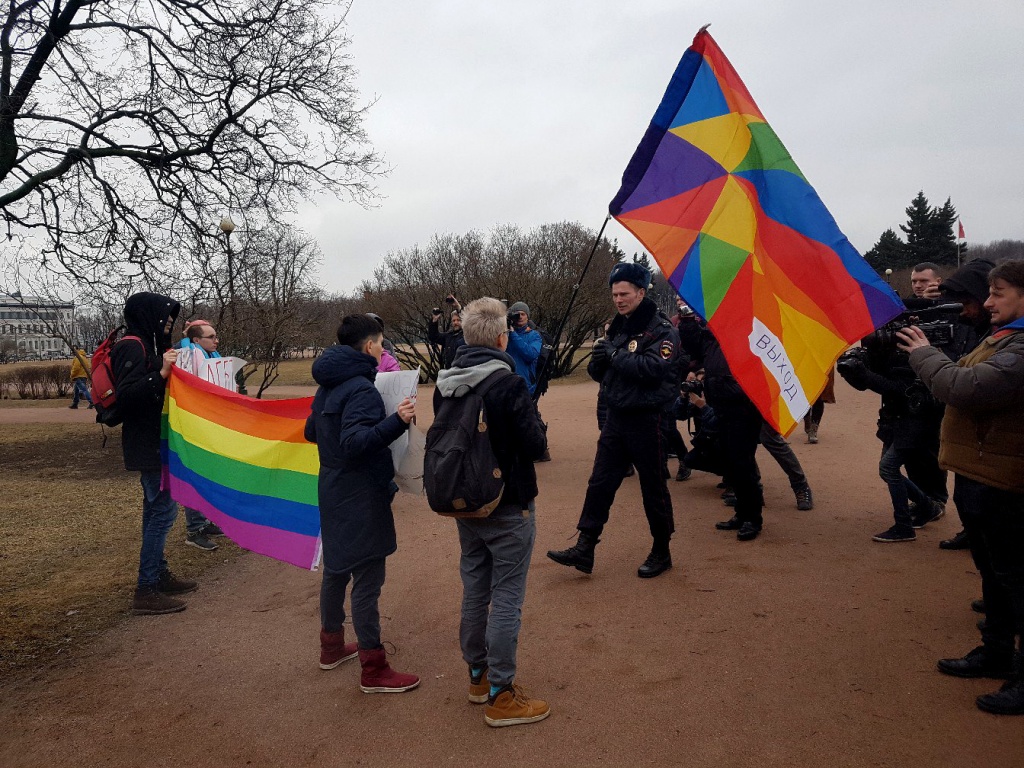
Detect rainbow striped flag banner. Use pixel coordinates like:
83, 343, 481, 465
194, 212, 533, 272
610, 28, 903, 435
161, 368, 322, 570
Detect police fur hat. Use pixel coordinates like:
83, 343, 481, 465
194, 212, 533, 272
940, 258, 995, 305
609, 261, 651, 290
508, 301, 530, 317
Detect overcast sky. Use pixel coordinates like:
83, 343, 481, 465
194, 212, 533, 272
298, 0, 1024, 294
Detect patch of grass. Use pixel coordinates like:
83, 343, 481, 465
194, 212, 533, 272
0, 423, 242, 680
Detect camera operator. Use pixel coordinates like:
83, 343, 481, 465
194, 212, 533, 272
505, 301, 552, 462
931, 259, 997, 549
898, 260, 1024, 716
428, 294, 466, 370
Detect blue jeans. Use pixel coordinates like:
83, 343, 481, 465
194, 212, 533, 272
457, 504, 536, 688
138, 470, 179, 588
320, 558, 387, 649
71, 377, 92, 407
879, 442, 931, 534
184, 507, 210, 534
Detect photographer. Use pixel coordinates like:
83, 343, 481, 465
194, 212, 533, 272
505, 302, 542, 396
899, 260, 1024, 716
837, 340, 946, 543
428, 294, 466, 370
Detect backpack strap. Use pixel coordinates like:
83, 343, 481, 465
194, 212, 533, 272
472, 368, 515, 399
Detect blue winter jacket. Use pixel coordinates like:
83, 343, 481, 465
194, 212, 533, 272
304, 345, 409, 573
506, 324, 542, 395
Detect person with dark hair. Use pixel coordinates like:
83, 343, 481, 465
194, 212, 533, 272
429, 297, 466, 371
547, 262, 682, 577
113, 292, 197, 616
175, 319, 226, 551
306, 313, 419, 694
900, 259, 1024, 715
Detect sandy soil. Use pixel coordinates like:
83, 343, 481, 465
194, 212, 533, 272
1, 378, 1022, 767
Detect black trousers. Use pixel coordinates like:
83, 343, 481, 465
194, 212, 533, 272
716, 398, 765, 526
955, 475, 1024, 655
578, 408, 675, 543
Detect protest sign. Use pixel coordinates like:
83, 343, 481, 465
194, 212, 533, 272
375, 368, 423, 494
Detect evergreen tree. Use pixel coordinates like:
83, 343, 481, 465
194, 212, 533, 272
899, 190, 933, 265
864, 228, 909, 271
929, 198, 961, 265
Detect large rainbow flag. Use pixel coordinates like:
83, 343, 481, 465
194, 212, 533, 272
161, 368, 322, 570
610, 27, 903, 434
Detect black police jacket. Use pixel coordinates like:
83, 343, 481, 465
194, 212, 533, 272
588, 297, 682, 411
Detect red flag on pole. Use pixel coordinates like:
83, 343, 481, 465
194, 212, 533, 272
958, 220, 966, 239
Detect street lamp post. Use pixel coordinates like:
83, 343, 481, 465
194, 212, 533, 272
220, 216, 236, 322
884, 268, 893, 285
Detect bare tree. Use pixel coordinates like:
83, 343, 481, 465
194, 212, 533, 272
361, 222, 623, 381
1, 0, 382, 289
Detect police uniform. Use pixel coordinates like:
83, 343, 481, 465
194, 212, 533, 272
576, 295, 681, 548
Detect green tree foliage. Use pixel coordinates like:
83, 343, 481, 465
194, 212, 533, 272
865, 191, 963, 272
360, 222, 623, 381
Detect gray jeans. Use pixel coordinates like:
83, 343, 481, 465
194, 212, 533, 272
320, 557, 387, 649
457, 503, 536, 688
759, 423, 808, 491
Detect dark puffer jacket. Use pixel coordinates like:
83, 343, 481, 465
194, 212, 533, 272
112, 292, 180, 471
305, 344, 409, 574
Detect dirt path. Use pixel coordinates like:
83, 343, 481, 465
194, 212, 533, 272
2, 380, 1021, 767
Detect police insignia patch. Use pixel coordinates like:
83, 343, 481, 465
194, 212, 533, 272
660, 341, 673, 360
627, 340, 638, 352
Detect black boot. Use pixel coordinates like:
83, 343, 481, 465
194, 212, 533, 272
939, 529, 970, 550
976, 653, 1024, 715
547, 532, 599, 574
637, 541, 672, 579
937, 646, 1013, 679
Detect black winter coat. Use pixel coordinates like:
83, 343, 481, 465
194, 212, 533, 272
305, 345, 409, 574
433, 346, 546, 512
112, 292, 181, 471
677, 317, 749, 406
588, 297, 682, 411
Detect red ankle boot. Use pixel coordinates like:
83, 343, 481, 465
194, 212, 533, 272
358, 647, 420, 693
319, 628, 358, 670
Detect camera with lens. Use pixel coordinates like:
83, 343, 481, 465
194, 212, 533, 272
679, 379, 704, 397
507, 310, 524, 329
862, 302, 962, 352
836, 346, 870, 378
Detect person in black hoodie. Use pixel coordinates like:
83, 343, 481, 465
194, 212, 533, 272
305, 314, 419, 694
433, 297, 549, 727
112, 292, 196, 616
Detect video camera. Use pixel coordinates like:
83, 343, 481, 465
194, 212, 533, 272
861, 301, 962, 352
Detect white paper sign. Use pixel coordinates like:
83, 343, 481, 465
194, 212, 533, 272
175, 347, 242, 392
375, 368, 423, 494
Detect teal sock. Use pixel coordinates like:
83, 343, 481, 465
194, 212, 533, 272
470, 666, 484, 679
490, 684, 503, 697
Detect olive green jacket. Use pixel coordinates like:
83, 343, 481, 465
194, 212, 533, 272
909, 330, 1024, 493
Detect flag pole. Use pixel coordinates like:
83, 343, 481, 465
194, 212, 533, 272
533, 214, 611, 402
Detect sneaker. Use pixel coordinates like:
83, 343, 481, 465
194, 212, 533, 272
200, 522, 225, 537
86, 403, 94, 409
157, 569, 198, 594
132, 586, 186, 615
872, 527, 916, 543
911, 501, 945, 529
484, 683, 550, 727
468, 666, 489, 704
186, 531, 218, 551
795, 487, 814, 511
675, 464, 691, 481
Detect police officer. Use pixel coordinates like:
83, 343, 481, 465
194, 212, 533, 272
547, 262, 682, 578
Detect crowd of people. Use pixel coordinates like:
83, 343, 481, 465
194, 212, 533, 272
98, 256, 1024, 725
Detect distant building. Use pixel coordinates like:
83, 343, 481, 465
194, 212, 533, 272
0, 294, 75, 359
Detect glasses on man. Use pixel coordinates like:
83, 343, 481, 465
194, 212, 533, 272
200, 335, 219, 341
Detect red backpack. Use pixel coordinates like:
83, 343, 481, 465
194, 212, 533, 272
91, 326, 145, 427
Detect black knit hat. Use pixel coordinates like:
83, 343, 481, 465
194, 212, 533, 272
609, 262, 652, 290
940, 259, 995, 305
